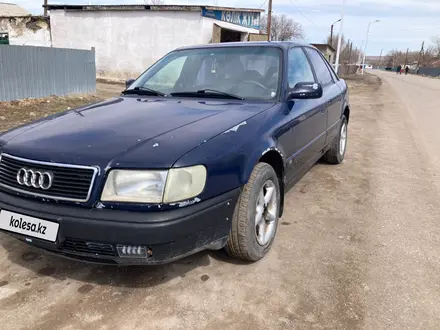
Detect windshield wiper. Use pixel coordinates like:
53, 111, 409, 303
122, 86, 166, 97
170, 89, 244, 100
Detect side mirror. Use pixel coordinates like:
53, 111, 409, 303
125, 78, 135, 89
287, 82, 323, 100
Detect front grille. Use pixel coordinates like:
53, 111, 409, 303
0, 154, 97, 202
61, 238, 116, 257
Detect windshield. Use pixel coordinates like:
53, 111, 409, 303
128, 47, 282, 100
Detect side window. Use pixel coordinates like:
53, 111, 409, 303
287, 47, 315, 88
305, 48, 334, 86
323, 56, 340, 81
145, 56, 187, 90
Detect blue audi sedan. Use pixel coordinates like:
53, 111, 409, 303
0, 42, 349, 265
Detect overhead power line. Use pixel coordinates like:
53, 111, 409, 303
287, 0, 316, 26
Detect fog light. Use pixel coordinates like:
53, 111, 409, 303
116, 245, 151, 258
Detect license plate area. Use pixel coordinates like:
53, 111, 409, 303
0, 210, 59, 242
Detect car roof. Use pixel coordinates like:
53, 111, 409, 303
175, 41, 315, 51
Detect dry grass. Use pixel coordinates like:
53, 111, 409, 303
0, 94, 103, 132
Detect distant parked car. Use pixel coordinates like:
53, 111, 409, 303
0, 42, 350, 265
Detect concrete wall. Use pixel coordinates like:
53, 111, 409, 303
50, 10, 259, 80
0, 16, 51, 47
50, 10, 206, 79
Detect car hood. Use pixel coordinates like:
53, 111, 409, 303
0, 96, 275, 169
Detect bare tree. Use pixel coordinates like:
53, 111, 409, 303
423, 46, 437, 65
144, 0, 165, 4
387, 49, 404, 67
386, 36, 440, 68
325, 33, 361, 64
386, 48, 428, 68
260, 14, 304, 41
326, 33, 342, 51
430, 36, 440, 59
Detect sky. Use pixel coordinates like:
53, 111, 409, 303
10, 0, 440, 55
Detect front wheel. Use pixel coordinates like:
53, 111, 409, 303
225, 163, 280, 261
323, 116, 348, 164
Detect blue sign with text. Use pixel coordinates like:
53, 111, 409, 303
202, 9, 260, 30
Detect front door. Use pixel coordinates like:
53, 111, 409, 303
281, 47, 327, 185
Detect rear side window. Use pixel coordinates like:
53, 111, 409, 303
324, 57, 340, 81
305, 48, 334, 86
287, 47, 315, 88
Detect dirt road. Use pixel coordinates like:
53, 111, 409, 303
96, 82, 124, 99
1, 74, 440, 329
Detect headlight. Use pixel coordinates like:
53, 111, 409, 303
163, 165, 206, 203
101, 170, 167, 203
100, 165, 206, 204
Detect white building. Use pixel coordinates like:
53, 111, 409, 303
0, 16, 51, 46
47, 4, 265, 80
0, 2, 51, 47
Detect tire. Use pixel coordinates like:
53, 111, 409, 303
323, 116, 348, 164
225, 162, 280, 261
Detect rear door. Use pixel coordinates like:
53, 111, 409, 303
304, 48, 343, 146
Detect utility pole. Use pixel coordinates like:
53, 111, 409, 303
330, 19, 341, 46
357, 42, 363, 64
44, 0, 48, 16
378, 48, 383, 68
334, 0, 346, 74
345, 38, 350, 63
330, 25, 333, 45
347, 42, 353, 64
416, 41, 424, 72
361, 19, 380, 75
267, 0, 273, 41
404, 47, 409, 68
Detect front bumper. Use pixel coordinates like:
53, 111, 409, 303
0, 189, 240, 265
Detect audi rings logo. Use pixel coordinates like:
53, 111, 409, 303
16, 168, 54, 190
